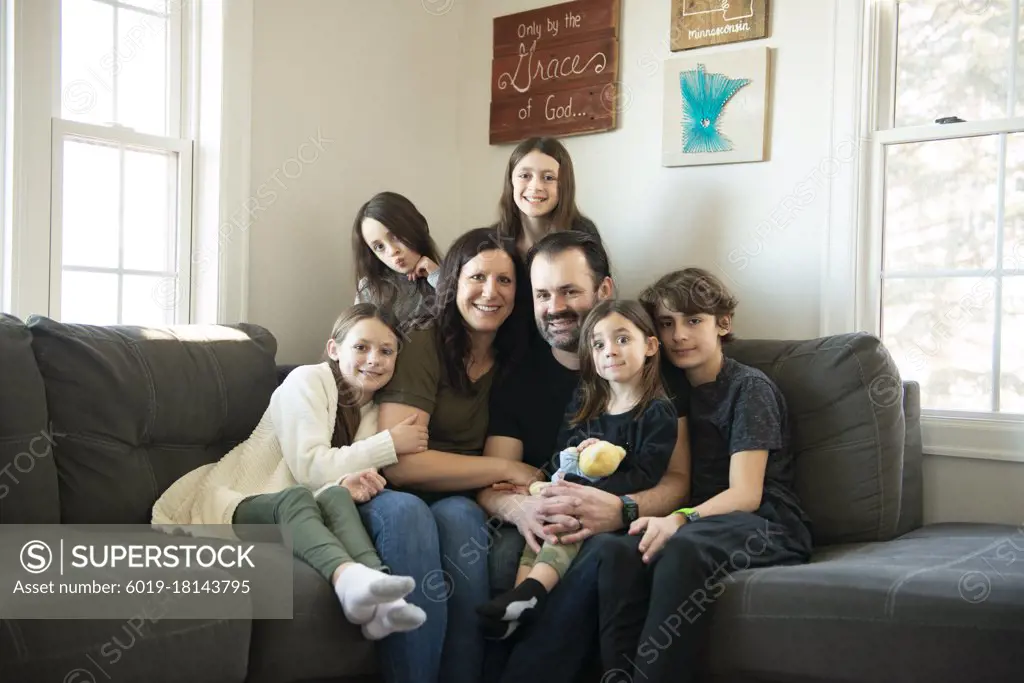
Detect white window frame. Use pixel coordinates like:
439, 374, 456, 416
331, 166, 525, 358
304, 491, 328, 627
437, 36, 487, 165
3, 0, 252, 326
48, 0, 193, 324
1, 0, 9, 313
49, 119, 193, 322
824, 0, 1024, 463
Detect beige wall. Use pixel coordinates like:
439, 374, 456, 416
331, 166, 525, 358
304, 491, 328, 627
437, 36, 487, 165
924, 456, 1024, 525
247, 0, 464, 362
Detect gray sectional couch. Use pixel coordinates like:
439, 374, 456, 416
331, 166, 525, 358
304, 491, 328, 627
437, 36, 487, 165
1, 313, 1021, 682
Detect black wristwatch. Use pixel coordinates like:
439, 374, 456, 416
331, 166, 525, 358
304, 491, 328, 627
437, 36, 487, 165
619, 495, 639, 526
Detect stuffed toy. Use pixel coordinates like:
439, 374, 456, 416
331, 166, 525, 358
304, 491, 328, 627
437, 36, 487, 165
529, 440, 626, 496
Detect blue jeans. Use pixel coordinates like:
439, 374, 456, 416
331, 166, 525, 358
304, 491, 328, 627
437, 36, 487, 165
498, 533, 620, 683
359, 491, 491, 683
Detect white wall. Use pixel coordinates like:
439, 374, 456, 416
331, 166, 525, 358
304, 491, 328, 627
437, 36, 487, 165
457, 0, 838, 341
247, 0, 464, 363
924, 456, 1024, 525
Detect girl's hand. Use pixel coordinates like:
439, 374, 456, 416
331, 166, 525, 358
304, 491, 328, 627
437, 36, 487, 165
340, 468, 387, 503
575, 437, 600, 451
408, 256, 439, 281
389, 414, 429, 455
629, 514, 686, 564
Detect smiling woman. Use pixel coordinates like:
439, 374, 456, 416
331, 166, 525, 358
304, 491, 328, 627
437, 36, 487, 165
364, 226, 539, 683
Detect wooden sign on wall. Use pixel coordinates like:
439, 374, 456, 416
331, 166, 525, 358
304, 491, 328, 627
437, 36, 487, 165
671, 0, 769, 51
490, 0, 621, 146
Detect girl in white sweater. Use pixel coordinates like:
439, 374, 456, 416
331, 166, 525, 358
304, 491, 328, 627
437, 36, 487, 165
152, 304, 430, 640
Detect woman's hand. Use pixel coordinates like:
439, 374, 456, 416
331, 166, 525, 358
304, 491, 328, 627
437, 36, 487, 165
340, 468, 388, 503
629, 514, 685, 564
408, 256, 439, 281
389, 414, 429, 455
503, 460, 545, 488
506, 495, 552, 554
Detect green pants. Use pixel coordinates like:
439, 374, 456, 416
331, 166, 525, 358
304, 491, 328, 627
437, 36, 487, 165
233, 485, 380, 582
519, 537, 581, 578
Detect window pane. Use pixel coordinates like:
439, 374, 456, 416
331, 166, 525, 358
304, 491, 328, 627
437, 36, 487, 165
116, 8, 169, 135
123, 274, 175, 326
62, 139, 120, 269
1001, 276, 1024, 413
895, 1, 1015, 126
882, 277, 995, 412
124, 149, 175, 272
884, 136, 999, 272
1004, 134, 1024, 270
61, 270, 118, 325
61, 0, 115, 125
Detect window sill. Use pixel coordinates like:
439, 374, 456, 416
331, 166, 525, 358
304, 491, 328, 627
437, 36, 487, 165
922, 414, 1024, 463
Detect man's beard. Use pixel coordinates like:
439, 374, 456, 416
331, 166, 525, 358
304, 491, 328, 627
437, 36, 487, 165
538, 312, 581, 351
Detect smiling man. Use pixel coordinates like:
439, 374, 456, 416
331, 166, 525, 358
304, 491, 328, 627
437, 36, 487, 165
478, 230, 692, 589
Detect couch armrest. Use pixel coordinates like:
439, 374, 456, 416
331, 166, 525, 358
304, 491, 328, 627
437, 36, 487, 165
897, 380, 923, 536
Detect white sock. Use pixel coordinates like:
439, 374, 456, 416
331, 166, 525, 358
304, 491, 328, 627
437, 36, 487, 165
334, 564, 415, 625
361, 600, 427, 640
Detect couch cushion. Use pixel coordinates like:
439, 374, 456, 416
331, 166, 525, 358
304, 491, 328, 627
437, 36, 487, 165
727, 333, 905, 544
246, 554, 376, 682
1, 613, 249, 683
706, 522, 1024, 683
26, 317, 278, 524
0, 314, 60, 523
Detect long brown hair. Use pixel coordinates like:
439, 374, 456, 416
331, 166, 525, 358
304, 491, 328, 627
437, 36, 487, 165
351, 191, 442, 303
407, 226, 528, 393
496, 137, 599, 247
323, 303, 400, 447
571, 300, 666, 425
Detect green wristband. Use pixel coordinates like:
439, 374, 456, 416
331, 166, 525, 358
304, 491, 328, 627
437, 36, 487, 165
673, 507, 700, 522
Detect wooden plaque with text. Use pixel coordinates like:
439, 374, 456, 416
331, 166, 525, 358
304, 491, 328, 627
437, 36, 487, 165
671, 0, 769, 51
489, 0, 621, 146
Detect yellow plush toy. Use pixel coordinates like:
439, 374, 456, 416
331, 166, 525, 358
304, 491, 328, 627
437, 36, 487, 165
529, 440, 627, 496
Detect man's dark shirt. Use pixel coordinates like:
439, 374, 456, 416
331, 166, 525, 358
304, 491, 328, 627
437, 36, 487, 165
488, 336, 690, 478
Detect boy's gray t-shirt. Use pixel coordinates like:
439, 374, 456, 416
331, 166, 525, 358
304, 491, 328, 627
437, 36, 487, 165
672, 357, 810, 527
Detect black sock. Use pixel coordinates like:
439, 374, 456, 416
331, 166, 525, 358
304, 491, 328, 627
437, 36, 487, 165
476, 578, 549, 640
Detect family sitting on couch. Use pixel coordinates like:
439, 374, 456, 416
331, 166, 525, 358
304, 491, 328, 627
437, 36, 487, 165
151, 137, 813, 683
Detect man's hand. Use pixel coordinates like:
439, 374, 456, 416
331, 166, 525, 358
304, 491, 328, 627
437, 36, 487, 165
538, 481, 623, 543
629, 514, 685, 564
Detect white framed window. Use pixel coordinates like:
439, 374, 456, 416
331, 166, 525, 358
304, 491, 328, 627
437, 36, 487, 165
51, 0, 192, 325
856, 0, 1024, 460
2, 0, 253, 326
1, 0, 9, 313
